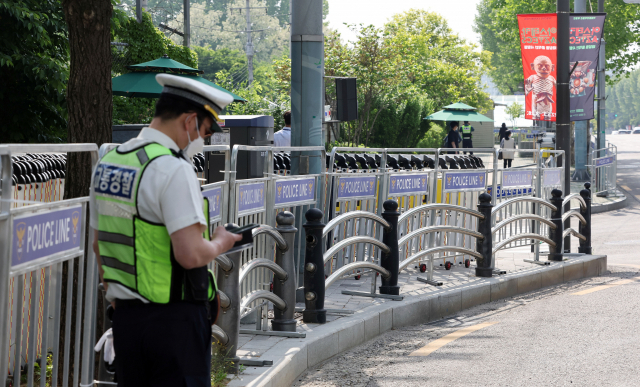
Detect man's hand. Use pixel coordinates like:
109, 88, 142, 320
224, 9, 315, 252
172, 223, 242, 269
210, 226, 242, 254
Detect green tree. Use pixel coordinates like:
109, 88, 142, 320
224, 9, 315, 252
385, 10, 493, 113
369, 98, 435, 148
192, 45, 246, 81
110, 9, 199, 124
0, 0, 69, 142
475, 0, 640, 94
608, 68, 640, 128
505, 102, 524, 128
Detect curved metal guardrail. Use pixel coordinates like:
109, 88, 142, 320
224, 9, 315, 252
323, 236, 390, 264
492, 234, 556, 255
562, 193, 587, 209
323, 211, 390, 237
492, 196, 557, 214
253, 225, 288, 251
398, 203, 485, 223
492, 214, 557, 233
238, 258, 288, 286
562, 209, 587, 225
240, 290, 287, 318
398, 225, 483, 246
563, 227, 587, 241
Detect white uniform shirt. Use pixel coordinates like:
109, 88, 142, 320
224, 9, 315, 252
273, 127, 291, 147
89, 127, 206, 302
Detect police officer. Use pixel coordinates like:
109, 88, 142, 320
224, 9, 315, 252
90, 73, 242, 386
461, 121, 475, 155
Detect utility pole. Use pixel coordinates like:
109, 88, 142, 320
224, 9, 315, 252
230, 1, 267, 86
597, 0, 606, 159
290, 0, 324, 287
245, 0, 254, 85
184, 0, 190, 47
572, 0, 590, 181
556, 0, 571, 252
136, 0, 147, 23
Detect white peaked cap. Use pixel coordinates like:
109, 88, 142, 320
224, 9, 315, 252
155, 73, 234, 131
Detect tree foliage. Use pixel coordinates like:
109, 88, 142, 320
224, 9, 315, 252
608, 68, 640, 129
322, 10, 491, 147
0, 0, 69, 142
505, 102, 524, 128
111, 9, 199, 124
475, 0, 640, 94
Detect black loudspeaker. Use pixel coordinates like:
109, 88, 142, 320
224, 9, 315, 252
336, 78, 358, 121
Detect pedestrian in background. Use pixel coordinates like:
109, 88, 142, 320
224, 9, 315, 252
499, 123, 508, 141
274, 111, 291, 147
461, 120, 475, 155
447, 121, 462, 154
500, 130, 515, 168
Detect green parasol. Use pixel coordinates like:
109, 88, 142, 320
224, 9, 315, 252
424, 102, 493, 122
112, 55, 246, 102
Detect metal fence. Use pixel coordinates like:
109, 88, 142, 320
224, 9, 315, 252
1, 144, 99, 387
590, 144, 617, 196
1, 140, 588, 385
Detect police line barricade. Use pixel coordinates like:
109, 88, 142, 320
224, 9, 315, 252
589, 144, 617, 197
428, 148, 496, 274
533, 150, 565, 259
226, 145, 325, 329
490, 148, 544, 252
0, 144, 99, 387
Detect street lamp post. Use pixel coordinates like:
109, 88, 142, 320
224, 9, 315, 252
556, 0, 572, 252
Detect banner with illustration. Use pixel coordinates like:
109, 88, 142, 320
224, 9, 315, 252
569, 13, 606, 121
518, 13, 558, 122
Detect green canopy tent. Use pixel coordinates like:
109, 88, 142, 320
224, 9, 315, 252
424, 102, 493, 123
112, 55, 246, 102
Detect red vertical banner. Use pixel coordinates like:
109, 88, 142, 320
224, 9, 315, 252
518, 14, 558, 122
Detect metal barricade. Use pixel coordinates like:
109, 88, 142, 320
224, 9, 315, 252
1, 144, 99, 387
228, 145, 325, 322
590, 144, 617, 196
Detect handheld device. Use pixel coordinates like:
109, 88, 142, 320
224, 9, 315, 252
224, 223, 259, 252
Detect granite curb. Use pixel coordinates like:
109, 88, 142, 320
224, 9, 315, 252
591, 189, 627, 214
229, 254, 607, 387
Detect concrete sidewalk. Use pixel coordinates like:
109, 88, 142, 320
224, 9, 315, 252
228, 252, 607, 387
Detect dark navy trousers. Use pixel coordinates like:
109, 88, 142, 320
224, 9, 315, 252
112, 301, 211, 387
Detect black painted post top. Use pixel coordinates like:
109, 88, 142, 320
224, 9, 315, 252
478, 192, 492, 207
276, 211, 297, 231
551, 188, 563, 198
383, 199, 399, 215
304, 208, 324, 231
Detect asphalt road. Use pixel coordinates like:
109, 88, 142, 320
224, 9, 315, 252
292, 134, 640, 387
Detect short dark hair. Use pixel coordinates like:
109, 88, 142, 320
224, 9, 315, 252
154, 93, 209, 124
505, 130, 512, 137
450, 121, 459, 129
284, 111, 291, 126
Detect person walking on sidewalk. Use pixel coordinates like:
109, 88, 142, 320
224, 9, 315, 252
90, 74, 242, 387
500, 130, 516, 168
499, 123, 508, 141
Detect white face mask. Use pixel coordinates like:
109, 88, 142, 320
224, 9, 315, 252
182, 115, 204, 160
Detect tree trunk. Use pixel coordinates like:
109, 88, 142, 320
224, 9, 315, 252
60, 1, 112, 385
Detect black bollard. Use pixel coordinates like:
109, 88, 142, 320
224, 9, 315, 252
578, 183, 592, 254
302, 208, 327, 324
548, 189, 564, 261
272, 211, 298, 332
475, 193, 493, 277
379, 200, 400, 295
